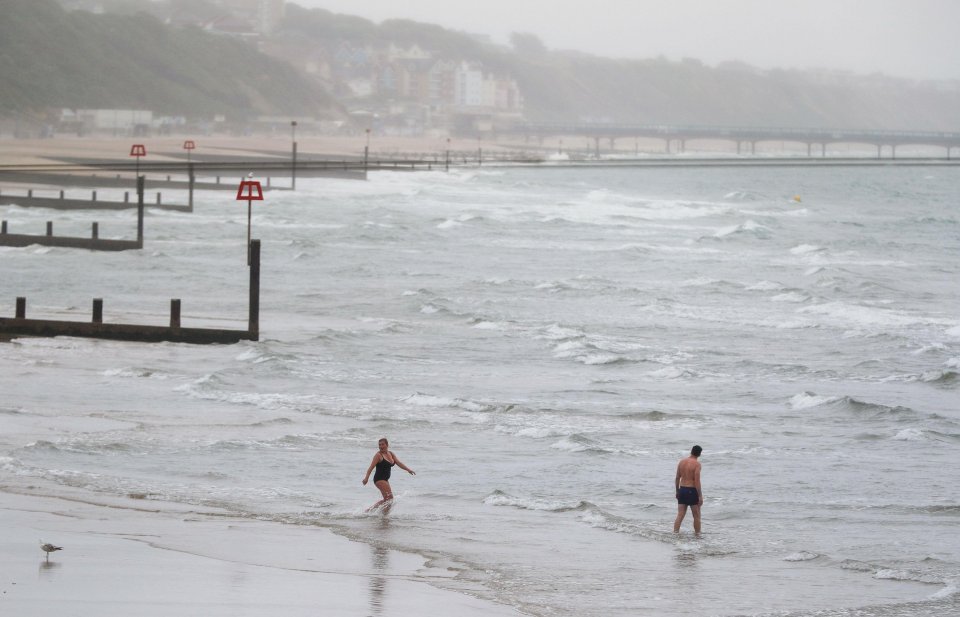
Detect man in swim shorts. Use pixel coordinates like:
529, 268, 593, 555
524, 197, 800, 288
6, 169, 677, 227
673, 445, 703, 535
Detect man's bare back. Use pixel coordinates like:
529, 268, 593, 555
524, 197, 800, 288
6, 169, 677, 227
676, 456, 701, 488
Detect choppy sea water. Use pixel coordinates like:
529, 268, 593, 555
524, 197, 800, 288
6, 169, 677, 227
2, 163, 958, 616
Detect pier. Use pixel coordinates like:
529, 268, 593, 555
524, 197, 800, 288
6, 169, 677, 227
502, 123, 960, 158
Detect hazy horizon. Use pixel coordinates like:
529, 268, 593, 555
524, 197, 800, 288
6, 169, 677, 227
292, 0, 960, 82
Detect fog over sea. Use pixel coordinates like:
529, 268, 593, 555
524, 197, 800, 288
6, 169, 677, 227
2, 162, 958, 616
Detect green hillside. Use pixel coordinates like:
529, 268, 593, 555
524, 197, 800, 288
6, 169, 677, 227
4, 0, 959, 132
0, 0, 333, 118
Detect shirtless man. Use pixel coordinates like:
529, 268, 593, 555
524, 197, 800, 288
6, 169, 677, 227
673, 445, 703, 535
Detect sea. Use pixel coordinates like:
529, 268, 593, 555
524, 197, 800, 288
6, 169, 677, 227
2, 160, 959, 616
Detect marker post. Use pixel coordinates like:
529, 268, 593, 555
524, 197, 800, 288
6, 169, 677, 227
236, 177, 264, 266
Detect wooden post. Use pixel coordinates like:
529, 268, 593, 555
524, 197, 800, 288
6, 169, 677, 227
1, 221, 6, 234
137, 175, 145, 246
28, 189, 33, 197
188, 163, 195, 212
60, 190, 64, 199
124, 191, 129, 203
46, 221, 53, 236
170, 299, 181, 329
92, 190, 97, 202
92, 298, 103, 323
92, 222, 99, 239
16, 297, 26, 319
248, 239, 260, 339
156, 192, 161, 205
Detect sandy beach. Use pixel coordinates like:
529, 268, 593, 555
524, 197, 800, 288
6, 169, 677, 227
1, 488, 524, 616
0, 133, 535, 169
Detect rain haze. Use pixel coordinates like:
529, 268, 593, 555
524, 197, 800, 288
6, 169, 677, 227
296, 0, 960, 81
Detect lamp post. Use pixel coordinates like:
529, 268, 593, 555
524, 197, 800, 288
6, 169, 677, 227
183, 140, 196, 211
364, 128, 370, 173
290, 120, 298, 190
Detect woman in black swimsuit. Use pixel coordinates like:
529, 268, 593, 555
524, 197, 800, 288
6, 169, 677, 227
362, 437, 415, 510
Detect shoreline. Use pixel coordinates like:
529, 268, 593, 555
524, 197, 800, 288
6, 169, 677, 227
1, 135, 955, 171
0, 486, 525, 616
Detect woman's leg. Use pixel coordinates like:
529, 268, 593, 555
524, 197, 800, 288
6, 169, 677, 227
368, 480, 393, 510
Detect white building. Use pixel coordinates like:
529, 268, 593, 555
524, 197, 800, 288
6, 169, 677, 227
454, 62, 485, 107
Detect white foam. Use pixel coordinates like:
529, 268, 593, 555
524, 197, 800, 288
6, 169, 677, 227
892, 428, 926, 441
911, 343, 947, 355
402, 393, 490, 413
550, 437, 592, 452
874, 569, 942, 584
580, 353, 623, 365
649, 366, 696, 379
789, 392, 840, 410
102, 367, 172, 379
471, 320, 506, 330
541, 324, 586, 341
771, 292, 810, 303
746, 280, 785, 291
783, 551, 820, 562
713, 220, 767, 238
930, 584, 958, 600
483, 492, 580, 511
790, 244, 824, 255
798, 302, 956, 329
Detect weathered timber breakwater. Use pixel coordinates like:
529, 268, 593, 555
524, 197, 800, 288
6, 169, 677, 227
0, 240, 261, 344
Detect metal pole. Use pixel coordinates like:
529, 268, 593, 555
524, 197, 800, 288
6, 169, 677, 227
246, 198, 252, 266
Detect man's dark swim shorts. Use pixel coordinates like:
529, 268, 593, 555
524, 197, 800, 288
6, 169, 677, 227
677, 486, 699, 506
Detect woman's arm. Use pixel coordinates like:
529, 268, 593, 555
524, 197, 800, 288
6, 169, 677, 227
362, 454, 380, 484
392, 452, 416, 475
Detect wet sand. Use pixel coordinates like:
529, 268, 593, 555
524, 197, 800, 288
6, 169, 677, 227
0, 489, 525, 616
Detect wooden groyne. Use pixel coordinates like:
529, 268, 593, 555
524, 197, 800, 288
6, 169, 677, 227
0, 190, 190, 212
0, 241, 261, 345
0, 170, 282, 192
0, 220, 141, 251
0, 177, 145, 250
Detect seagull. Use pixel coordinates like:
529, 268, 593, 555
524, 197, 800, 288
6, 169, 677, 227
39, 541, 62, 562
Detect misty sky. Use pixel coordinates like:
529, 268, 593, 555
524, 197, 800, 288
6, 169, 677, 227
293, 0, 960, 81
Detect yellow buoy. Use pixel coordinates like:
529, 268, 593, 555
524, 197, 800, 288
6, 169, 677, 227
793, 195, 802, 203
